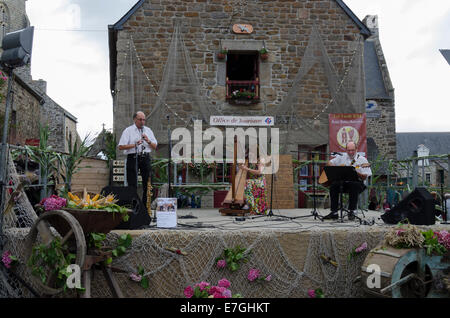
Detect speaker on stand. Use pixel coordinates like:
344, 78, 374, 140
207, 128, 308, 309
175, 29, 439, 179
381, 187, 436, 225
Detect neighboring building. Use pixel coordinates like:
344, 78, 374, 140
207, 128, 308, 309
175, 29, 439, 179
363, 15, 396, 161
108, 0, 397, 207
397, 132, 450, 188
0, 0, 78, 153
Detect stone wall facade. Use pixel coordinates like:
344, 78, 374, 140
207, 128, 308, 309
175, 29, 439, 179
363, 15, 396, 161
112, 0, 368, 154
0, 0, 79, 153
366, 99, 396, 160
34, 80, 79, 153
0, 74, 42, 145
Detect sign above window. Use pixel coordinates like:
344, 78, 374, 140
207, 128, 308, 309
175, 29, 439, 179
232, 24, 253, 34
210, 116, 274, 126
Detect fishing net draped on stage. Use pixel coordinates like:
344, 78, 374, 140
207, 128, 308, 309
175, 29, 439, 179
0, 152, 388, 298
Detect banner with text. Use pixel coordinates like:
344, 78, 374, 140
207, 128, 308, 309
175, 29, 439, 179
328, 113, 367, 155
210, 116, 274, 126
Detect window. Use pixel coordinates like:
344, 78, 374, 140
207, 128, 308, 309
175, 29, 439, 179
297, 144, 328, 208
226, 52, 260, 104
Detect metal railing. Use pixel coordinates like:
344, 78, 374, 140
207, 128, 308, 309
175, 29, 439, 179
294, 153, 450, 210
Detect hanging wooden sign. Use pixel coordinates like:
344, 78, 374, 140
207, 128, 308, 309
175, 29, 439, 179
232, 24, 253, 34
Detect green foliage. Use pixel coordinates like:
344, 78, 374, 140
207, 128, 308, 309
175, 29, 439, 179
103, 130, 117, 164
88, 232, 106, 249
57, 134, 92, 192
151, 158, 169, 183
24, 124, 59, 199
27, 238, 75, 290
137, 266, 149, 289
231, 90, 256, 99
422, 229, 447, 256
106, 234, 132, 265
216, 246, 251, 272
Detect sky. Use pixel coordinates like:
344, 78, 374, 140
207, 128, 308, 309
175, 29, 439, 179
25, 0, 450, 140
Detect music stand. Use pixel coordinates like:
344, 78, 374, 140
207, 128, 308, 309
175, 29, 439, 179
323, 166, 360, 223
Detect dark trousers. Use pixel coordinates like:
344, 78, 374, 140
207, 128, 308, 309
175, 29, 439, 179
126, 154, 152, 207
330, 181, 365, 212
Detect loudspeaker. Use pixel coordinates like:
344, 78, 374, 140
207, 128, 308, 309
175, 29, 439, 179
101, 186, 151, 230
381, 187, 435, 225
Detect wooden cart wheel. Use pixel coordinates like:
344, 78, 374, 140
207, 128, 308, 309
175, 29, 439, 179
361, 245, 438, 298
25, 210, 86, 296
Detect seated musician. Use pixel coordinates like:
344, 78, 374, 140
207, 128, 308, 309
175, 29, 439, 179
239, 153, 269, 215
323, 141, 372, 220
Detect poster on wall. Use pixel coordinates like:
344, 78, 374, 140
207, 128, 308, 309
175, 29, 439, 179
328, 113, 367, 156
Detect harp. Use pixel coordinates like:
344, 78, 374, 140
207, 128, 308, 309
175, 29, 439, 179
219, 136, 248, 216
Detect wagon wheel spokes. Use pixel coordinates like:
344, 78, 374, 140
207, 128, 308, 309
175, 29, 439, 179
25, 210, 87, 296
36, 220, 56, 245
61, 229, 74, 246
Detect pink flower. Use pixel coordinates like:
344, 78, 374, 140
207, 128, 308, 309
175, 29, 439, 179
265, 275, 272, 282
184, 285, 194, 298
437, 230, 450, 249
216, 259, 226, 269
247, 268, 260, 282
218, 278, 231, 288
355, 242, 368, 253
208, 285, 218, 295
2, 251, 12, 268
129, 273, 142, 282
308, 289, 316, 298
222, 289, 232, 298
194, 281, 210, 291
40, 195, 67, 211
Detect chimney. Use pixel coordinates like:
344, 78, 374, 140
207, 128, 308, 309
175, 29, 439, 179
34, 79, 47, 94
363, 15, 379, 37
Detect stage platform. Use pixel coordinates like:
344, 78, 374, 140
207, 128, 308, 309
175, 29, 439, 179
4, 209, 448, 299
104, 208, 448, 298
115, 208, 390, 235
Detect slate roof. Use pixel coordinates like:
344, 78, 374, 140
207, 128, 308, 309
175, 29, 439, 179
364, 41, 391, 100
440, 49, 450, 65
396, 132, 450, 160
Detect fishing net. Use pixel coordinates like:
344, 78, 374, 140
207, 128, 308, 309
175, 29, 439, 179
114, 20, 365, 154
0, 152, 390, 298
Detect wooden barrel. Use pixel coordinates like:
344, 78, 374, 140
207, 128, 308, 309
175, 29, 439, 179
361, 244, 449, 298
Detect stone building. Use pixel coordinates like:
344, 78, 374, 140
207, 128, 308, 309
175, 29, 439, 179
0, 0, 78, 153
363, 15, 396, 161
108, 0, 397, 207
397, 132, 450, 189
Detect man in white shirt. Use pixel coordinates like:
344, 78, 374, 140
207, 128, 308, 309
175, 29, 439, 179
323, 141, 372, 221
118, 111, 158, 208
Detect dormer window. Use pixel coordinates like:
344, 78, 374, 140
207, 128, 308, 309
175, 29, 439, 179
417, 144, 429, 167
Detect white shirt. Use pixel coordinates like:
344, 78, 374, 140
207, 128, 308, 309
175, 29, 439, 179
330, 153, 372, 182
118, 124, 158, 155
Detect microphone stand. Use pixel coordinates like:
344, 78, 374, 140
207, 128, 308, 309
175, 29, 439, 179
290, 151, 323, 221
167, 116, 172, 198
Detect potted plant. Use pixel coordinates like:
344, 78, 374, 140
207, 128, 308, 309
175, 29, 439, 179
259, 48, 268, 60
217, 48, 227, 59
